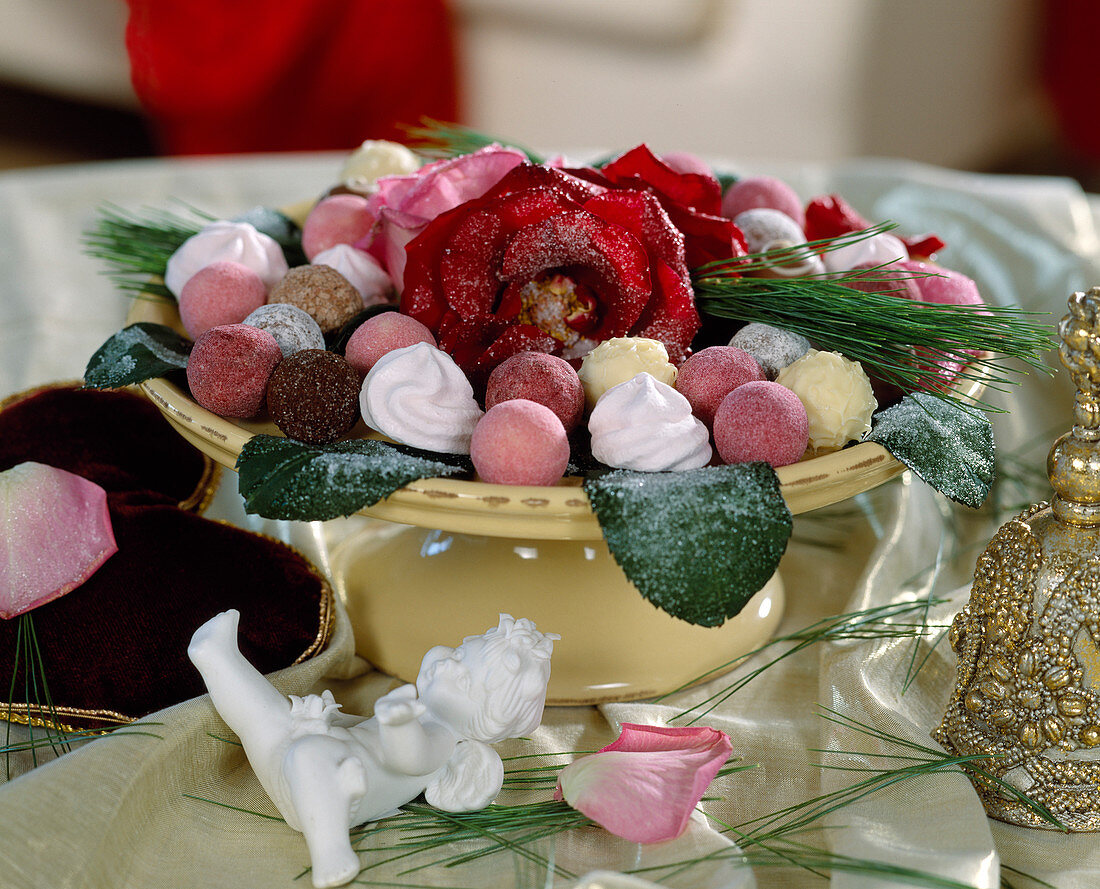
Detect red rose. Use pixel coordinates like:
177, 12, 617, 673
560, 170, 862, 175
399, 164, 699, 386
805, 194, 945, 259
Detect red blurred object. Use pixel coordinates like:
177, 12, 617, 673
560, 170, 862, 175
1043, 0, 1100, 161
125, 0, 460, 155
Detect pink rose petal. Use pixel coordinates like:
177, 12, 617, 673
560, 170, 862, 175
555, 723, 732, 844
0, 461, 117, 619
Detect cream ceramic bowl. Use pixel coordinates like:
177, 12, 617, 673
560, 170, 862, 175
126, 296, 983, 703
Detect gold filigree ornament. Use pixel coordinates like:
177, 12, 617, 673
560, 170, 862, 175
936, 287, 1100, 830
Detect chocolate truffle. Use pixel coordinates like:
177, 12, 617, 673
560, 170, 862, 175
267, 265, 362, 334
266, 349, 361, 444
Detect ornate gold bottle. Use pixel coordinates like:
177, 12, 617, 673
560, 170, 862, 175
935, 287, 1100, 830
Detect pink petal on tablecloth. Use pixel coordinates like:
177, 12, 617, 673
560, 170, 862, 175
555, 723, 732, 844
0, 461, 117, 619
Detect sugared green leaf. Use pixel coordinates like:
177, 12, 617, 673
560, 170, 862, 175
83, 322, 191, 389
584, 464, 792, 627
236, 435, 471, 521
865, 392, 994, 508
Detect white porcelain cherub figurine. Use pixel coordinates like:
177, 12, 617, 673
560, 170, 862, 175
188, 610, 557, 888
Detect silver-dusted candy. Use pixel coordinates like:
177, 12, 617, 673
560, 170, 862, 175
242, 303, 325, 358
728, 322, 811, 380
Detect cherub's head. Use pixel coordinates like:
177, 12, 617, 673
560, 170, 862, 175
416, 614, 558, 743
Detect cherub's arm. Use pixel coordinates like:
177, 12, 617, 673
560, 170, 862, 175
373, 685, 455, 776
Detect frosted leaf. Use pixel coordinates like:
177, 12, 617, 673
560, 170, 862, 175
84, 322, 192, 388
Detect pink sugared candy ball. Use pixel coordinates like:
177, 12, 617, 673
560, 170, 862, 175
485, 352, 585, 433
721, 176, 806, 230
895, 260, 984, 307
301, 194, 376, 261
470, 400, 570, 487
675, 346, 765, 428
344, 312, 437, 376
714, 381, 809, 468
178, 260, 268, 339
186, 323, 282, 418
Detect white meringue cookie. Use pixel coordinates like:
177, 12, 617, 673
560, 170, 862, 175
589, 373, 712, 472
823, 232, 907, 274
312, 244, 395, 307
165, 220, 288, 297
360, 342, 483, 454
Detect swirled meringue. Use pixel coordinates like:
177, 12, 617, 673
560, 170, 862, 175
311, 243, 395, 307
589, 373, 712, 472
165, 220, 288, 297
359, 342, 483, 454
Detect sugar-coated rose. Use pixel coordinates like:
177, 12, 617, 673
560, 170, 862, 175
362, 144, 528, 293
399, 163, 701, 386
595, 144, 745, 268
554, 723, 733, 844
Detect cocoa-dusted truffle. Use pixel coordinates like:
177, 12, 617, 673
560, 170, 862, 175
266, 349, 361, 444
267, 264, 362, 334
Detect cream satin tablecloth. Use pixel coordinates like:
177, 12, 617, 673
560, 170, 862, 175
0, 153, 1097, 888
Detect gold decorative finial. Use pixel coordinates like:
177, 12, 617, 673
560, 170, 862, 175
935, 288, 1100, 830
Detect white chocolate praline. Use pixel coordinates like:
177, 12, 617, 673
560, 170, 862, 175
339, 140, 420, 191
776, 349, 877, 452
588, 373, 712, 472
311, 243, 395, 307
360, 342, 483, 454
823, 232, 906, 274
164, 220, 288, 297
578, 337, 677, 409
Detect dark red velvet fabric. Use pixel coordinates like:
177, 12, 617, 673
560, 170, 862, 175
125, 0, 461, 156
0, 386, 331, 724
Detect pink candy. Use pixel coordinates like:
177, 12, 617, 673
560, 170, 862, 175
721, 176, 806, 231
344, 312, 437, 376
186, 324, 282, 418
470, 400, 570, 486
895, 260, 983, 307
485, 352, 585, 433
675, 346, 765, 429
178, 260, 268, 340
301, 194, 377, 261
713, 381, 808, 468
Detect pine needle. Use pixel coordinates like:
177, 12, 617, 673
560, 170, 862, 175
82, 202, 213, 300
400, 117, 545, 164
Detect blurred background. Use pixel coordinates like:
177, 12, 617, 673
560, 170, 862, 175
0, 0, 1098, 187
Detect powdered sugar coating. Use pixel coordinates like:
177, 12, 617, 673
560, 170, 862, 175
359, 342, 483, 454
470, 400, 570, 486
186, 324, 282, 418
674, 346, 765, 429
727, 323, 811, 380
733, 208, 807, 254
344, 312, 437, 376
895, 260, 983, 306
165, 220, 288, 297
776, 349, 877, 452
242, 303, 325, 357
267, 349, 361, 444
721, 176, 806, 230
713, 381, 809, 467
311, 243, 395, 307
588, 373, 712, 472
268, 264, 363, 334
178, 260, 267, 339
302, 195, 377, 261
485, 352, 584, 433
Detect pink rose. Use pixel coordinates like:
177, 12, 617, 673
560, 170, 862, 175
361, 144, 528, 292
554, 723, 732, 844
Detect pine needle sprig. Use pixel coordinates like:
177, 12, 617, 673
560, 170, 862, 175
692, 270, 1054, 412
401, 118, 545, 164
664, 597, 950, 724
82, 202, 214, 300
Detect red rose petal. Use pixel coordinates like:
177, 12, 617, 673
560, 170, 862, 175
584, 190, 686, 272
633, 259, 700, 364
600, 144, 722, 215
804, 194, 872, 242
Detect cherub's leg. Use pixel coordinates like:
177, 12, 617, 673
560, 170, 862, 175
283, 734, 368, 889
187, 609, 294, 759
